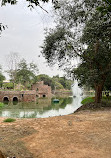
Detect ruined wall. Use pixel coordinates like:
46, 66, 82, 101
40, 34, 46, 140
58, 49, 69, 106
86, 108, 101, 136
22, 91, 36, 102
32, 81, 52, 98
0, 90, 36, 102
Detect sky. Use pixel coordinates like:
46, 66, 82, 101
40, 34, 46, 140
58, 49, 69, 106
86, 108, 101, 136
0, 0, 64, 79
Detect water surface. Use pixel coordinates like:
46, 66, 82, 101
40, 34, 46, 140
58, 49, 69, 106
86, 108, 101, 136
0, 96, 82, 118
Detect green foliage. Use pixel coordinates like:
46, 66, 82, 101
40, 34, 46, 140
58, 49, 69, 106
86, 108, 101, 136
97, 0, 111, 15
74, 12, 111, 88
1, 0, 59, 9
81, 96, 111, 105
54, 81, 64, 89
52, 76, 73, 90
41, 0, 111, 103
2, 82, 14, 89
36, 74, 52, 85
102, 96, 111, 100
81, 97, 95, 105
0, 102, 4, 108
3, 118, 16, 122
1, 0, 56, 6
103, 73, 111, 90
41, 27, 71, 66
35, 74, 73, 90
15, 59, 38, 88
0, 0, 59, 36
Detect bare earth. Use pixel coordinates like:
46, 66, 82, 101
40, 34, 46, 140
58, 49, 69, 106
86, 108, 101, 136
0, 110, 111, 158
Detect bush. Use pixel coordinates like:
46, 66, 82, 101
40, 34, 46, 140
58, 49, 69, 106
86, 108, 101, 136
81, 97, 94, 105
2, 82, 14, 89
3, 118, 16, 122
102, 96, 111, 100
0, 102, 4, 107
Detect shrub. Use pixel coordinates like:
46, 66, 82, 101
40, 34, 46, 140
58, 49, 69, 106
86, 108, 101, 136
0, 102, 4, 107
3, 118, 16, 122
81, 97, 94, 105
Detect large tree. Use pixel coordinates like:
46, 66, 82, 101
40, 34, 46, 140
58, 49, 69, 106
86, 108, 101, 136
15, 59, 39, 88
73, 12, 111, 103
41, 0, 111, 103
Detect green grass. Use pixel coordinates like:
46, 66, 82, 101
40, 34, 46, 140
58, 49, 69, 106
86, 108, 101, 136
102, 96, 111, 100
81, 96, 111, 105
0, 102, 4, 108
81, 97, 95, 105
3, 118, 16, 122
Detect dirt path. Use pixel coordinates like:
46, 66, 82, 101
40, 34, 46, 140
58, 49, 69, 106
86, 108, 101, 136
0, 110, 111, 158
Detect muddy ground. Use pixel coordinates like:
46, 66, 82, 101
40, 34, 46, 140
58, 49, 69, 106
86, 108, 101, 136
0, 109, 111, 158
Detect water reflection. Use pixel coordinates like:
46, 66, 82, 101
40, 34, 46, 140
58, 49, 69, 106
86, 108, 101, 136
0, 97, 74, 118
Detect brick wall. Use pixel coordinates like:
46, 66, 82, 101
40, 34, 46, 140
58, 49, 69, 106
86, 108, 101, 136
31, 81, 52, 98
0, 90, 36, 102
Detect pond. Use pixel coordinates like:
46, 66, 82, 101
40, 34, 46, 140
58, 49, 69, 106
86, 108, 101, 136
0, 96, 83, 118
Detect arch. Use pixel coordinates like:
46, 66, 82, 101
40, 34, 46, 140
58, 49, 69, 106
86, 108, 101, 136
3, 97, 9, 103
13, 97, 18, 102
43, 94, 46, 98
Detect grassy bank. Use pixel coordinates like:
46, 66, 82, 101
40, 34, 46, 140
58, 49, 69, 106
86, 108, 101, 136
81, 97, 94, 105
76, 96, 111, 112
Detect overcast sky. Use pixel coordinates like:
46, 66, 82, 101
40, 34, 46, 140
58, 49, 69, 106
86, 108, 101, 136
0, 0, 64, 79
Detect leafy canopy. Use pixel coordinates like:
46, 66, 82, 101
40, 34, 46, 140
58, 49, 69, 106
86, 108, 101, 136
15, 59, 39, 87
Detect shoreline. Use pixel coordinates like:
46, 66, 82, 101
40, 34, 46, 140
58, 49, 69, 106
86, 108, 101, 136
0, 108, 111, 158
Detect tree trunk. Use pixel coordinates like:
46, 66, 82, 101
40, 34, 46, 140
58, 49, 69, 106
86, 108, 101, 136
95, 84, 103, 103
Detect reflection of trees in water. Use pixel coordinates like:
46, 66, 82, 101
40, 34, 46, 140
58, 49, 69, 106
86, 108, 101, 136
59, 98, 73, 109
37, 98, 51, 108
22, 111, 37, 118
43, 97, 73, 111
0, 97, 73, 118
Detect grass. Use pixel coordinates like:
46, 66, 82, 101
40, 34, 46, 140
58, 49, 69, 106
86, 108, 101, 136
81, 96, 111, 105
0, 102, 4, 108
102, 96, 111, 100
81, 97, 95, 105
3, 118, 16, 122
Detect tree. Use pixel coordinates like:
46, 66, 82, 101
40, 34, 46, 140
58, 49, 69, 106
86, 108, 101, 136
0, 0, 59, 34
97, 0, 111, 14
1, 0, 59, 8
2, 82, 14, 89
0, 65, 5, 87
36, 74, 53, 84
41, 0, 111, 103
15, 59, 39, 88
74, 12, 111, 103
52, 76, 73, 90
35, 74, 73, 90
6, 52, 20, 86
0, 23, 7, 37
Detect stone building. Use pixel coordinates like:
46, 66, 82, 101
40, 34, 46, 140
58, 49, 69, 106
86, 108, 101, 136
0, 90, 36, 102
31, 81, 52, 98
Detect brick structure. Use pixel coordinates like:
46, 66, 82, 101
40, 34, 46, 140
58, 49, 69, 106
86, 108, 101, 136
0, 90, 36, 102
31, 81, 52, 98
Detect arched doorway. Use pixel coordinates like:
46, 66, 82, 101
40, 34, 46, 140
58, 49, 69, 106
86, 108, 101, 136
3, 97, 9, 103
13, 97, 18, 102
43, 94, 46, 98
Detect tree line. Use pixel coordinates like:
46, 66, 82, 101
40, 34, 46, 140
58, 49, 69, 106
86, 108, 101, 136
0, 53, 73, 90
0, 0, 111, 103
